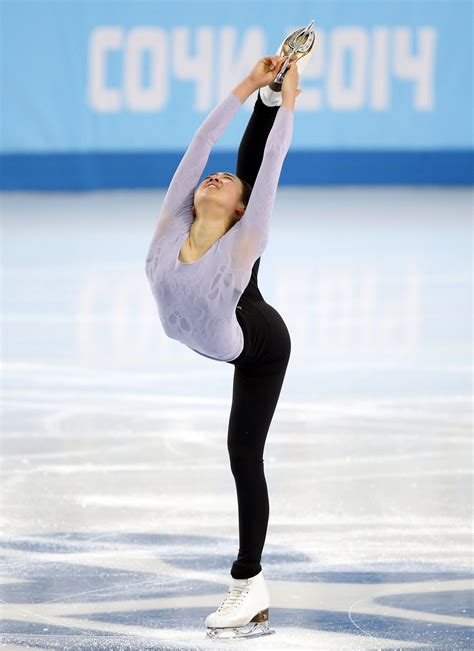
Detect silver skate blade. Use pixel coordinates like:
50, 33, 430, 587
206, 621, 276, 640
273, 21, 317, 84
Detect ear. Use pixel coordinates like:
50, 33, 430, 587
235, 197, 246, 218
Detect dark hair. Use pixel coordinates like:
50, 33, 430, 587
237, 176, 253, 207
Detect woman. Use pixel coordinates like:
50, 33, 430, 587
145, 54, 301, 639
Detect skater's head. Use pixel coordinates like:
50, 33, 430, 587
193, 173, 252, 231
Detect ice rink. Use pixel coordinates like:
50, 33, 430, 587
1, 186, 472, 650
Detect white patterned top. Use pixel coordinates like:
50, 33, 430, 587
145, 91, 293, 362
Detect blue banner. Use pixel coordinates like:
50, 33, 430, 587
1, 0, 472, 187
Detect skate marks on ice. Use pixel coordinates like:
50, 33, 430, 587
1, 368, 473, 649
1, 532, 473, 650
2, 184, 472, 648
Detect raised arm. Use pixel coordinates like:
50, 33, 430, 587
235, 104, 294, 263
145, 91, 243, 261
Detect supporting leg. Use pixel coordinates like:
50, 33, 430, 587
227, 358, 290, 579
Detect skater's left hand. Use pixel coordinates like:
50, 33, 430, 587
247, 54, 297, 89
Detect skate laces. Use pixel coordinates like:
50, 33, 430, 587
217, 582, 249, 614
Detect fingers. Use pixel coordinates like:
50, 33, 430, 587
269, 53, 297, 64
267, 53, 299, 73
287, 60, 300, 76
270, 55, 285, 70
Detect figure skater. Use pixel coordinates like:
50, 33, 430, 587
145, 31, 315, 639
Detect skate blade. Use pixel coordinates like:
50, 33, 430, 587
206, 621, 275, 639
270, 25, 317, 91
277, 24, 316, 64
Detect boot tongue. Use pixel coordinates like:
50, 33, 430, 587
217, 584, 248, 615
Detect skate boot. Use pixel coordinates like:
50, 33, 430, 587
260, 19, 317, 107
205, 570, 275, 639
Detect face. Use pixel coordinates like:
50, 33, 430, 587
193, 172, 245, 224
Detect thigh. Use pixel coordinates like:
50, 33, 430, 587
227, 300, 291, 458
241, 256, 264, 303
235, 93, 278, 307
236, 92, 280, 188
227, 355, 289, 461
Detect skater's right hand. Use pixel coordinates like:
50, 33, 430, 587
281, 60, 302, 100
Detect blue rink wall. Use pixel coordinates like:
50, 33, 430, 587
1, 0, 472, 189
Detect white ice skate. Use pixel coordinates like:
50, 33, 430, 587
260, 19, 317, 107
205, 570, 275, 639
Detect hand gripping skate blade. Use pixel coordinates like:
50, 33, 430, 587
270, 20, 317, 90
206, 608, 276, 640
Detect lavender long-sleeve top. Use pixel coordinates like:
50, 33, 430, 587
145, 91, 294, 362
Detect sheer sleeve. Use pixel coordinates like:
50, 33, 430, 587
145, 92, 243, 262
233, 105, 294, 266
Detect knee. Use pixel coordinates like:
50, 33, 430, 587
228, 454, 264, 477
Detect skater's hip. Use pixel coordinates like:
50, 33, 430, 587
230, 298, 291, 371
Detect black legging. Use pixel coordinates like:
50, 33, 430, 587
225, 91, 292, 580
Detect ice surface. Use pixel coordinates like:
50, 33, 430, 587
1, 187, 472, 650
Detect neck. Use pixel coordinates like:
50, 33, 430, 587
190, 213, 232, 250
